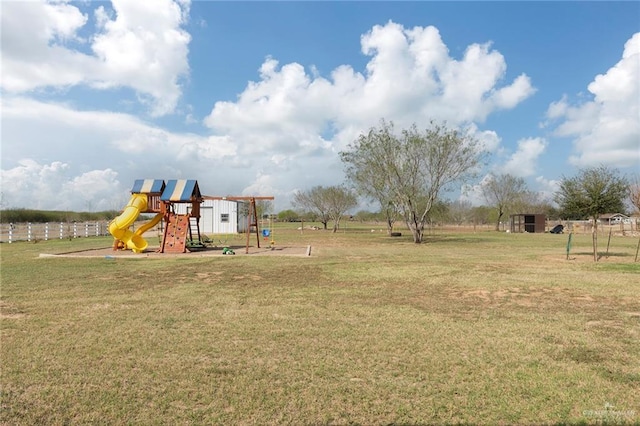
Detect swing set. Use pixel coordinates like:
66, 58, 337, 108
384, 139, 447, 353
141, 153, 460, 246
203, 196, 275, 254
109, 179, 275, 255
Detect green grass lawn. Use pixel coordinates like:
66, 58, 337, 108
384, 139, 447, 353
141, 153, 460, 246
1, 226, 639, 425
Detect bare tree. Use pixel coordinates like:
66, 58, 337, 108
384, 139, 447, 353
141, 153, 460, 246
324, 186, 358, 232
555, 166, 628, 261
516, 191, 556, 216
293, 186, 330, 229
629, 174, 640, 215
293, 185, 357, 232
341, 120, 485, 243
447, 199, 473, 225
629, 175, 640, 231
481, 173, 529, 231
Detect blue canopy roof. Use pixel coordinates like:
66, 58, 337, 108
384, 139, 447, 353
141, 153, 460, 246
161, 180, 202, 202
131, 179, 165, 194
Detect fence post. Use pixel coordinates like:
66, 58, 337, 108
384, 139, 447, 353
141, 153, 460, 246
45, 223, 49, 241
59, 222, 64, 239
9, 223, 13, 244
96, 221, 100, 237
27, 222, 32, 242
73, 222, 77, 239
85, 222, 89, 238
566, 232, 573, 260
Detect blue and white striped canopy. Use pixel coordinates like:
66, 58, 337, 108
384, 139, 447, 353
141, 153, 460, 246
131, 179, 165, 194
160, 180, 202, 202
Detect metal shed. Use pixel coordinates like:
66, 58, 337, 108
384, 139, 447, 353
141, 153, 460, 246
510, 214, 546, 233
175, 199, 248, 235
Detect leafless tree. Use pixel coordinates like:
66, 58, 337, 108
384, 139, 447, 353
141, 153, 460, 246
481, 173, 529, 231
293, 185, 357, 232
629, 174, 640, 215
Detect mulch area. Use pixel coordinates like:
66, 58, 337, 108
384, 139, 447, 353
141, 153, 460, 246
39, 244, 311, 259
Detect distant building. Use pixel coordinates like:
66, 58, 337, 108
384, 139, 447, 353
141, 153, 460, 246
598, 213, 630, 225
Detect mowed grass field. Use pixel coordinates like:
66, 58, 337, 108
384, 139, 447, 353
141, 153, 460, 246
1, 224, 639, 425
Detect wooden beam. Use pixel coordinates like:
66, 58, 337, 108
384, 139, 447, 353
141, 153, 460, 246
203, 195, 274, 201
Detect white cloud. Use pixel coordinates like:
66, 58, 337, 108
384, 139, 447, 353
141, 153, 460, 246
460, 174, 493, 206
0, 96, 243, 210
241, 172, 279, 199
1, 96, 235, 164
465, 123, 502, 153
500, 137, 547, 177
2, 20, 536, 211
91, 0, 191, 116
535, 176, 560, 204
62, 169, 123, 211
493, 74, 536, 109
0, 1, 88, 59
204, 21, 535, 156
545, 32, 640, 168
543, 95, 569, 122
1, 95, 337, 210
0, 0, 191, 116
0, 159, 123, 211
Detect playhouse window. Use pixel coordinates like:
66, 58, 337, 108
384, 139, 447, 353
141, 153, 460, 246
221, 213, 229, 223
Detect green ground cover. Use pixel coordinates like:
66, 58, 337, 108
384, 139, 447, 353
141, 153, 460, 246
1, 226, 639, 425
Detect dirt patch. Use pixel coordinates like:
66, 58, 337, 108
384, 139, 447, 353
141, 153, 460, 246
0, 301, 27, 319
39, 244, 311, 259
540, 252, 638, 264
448, 286, 604, 309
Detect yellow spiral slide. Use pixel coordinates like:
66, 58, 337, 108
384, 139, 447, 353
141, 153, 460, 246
108, 194, 162, 253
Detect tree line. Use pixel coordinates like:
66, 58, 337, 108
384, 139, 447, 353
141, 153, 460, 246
292, 119, 638, 257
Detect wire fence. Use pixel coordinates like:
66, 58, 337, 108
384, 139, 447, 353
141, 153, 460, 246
0, 221, 111, 243
562, 220, 638, 236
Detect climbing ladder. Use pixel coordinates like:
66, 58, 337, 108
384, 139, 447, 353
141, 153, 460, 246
161, 214, 190, 253
188, 216, 200, 242
187, 216, 206, 250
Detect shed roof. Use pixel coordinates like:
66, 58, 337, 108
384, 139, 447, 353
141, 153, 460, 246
599, 213, 629, 219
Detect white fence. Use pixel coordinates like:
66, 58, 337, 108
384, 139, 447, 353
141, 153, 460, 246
0, 221, 111, 243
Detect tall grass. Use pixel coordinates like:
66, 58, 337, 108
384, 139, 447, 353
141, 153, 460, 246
1, 226, 639, 425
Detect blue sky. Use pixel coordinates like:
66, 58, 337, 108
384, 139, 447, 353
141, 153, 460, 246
1, 1, 639, 212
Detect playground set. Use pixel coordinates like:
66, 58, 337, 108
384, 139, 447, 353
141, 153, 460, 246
108, 179, 274, 254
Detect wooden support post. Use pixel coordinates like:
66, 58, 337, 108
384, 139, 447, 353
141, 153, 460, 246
245, 197, 261, 254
